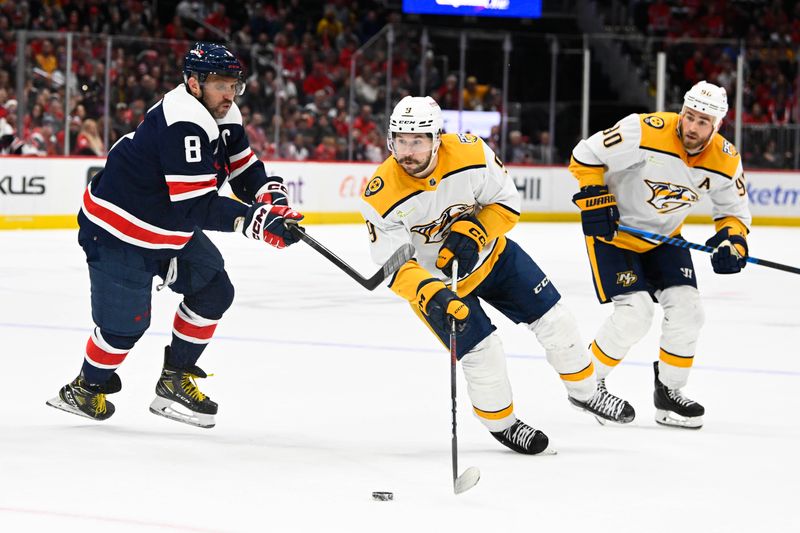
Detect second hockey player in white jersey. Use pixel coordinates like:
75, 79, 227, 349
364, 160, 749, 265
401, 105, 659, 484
569, 80, 752, 429
360, 96, 635, 455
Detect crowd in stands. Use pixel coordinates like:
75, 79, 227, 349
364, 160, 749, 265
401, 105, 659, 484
4, 1, 793, 168
634, 0, 799, 167
0, 0, 525, 163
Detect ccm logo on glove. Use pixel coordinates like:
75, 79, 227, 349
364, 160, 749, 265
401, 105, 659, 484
240, 203, 304, 249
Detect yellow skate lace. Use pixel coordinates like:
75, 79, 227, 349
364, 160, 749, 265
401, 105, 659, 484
181, 373, 212, 402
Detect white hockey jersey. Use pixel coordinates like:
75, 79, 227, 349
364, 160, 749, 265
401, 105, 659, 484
360, 133, 520, 301
569, 112, 751, 252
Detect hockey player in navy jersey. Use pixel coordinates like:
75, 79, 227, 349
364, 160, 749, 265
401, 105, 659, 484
46, 42, 303, 428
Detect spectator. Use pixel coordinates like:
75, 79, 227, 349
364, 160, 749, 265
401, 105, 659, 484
316, 6, 343, 40
436, 74, 459, 110
73, 118, 105, 156
505, 130, 533, 164
531, 131, 560, 165
352, 104, 376, 137
314, 135, 337, 160
354, 64, 379, 105
303, 62, 334, 98
283, 133, 310, 160
246, 112, 270, 159
463, 76, 489, 111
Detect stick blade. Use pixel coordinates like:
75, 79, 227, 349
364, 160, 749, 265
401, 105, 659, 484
454, 466, 480, 495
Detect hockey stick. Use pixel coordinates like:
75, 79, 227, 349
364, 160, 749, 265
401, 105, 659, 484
449, 259, 480, 495
284, 221, 415, 290
618, 225, 800, 275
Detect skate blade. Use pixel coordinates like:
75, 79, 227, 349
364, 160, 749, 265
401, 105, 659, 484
46, 396, 100, 421
655, 409, 703, 429
149, 396, 215, 428
537, 445, 558, 456
569, 401, 628, 426
454, 466, 480, 494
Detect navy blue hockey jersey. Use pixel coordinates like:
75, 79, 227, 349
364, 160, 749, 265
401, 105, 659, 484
78, 84, 274, 257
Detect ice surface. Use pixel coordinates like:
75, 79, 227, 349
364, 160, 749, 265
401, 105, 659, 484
1, 223, 798, 532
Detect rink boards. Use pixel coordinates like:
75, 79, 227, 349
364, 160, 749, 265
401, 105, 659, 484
1, 156, 799, 229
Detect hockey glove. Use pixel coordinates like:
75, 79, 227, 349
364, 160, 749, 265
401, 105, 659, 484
240, 203, 304, 249
705, 228, 748, 274
572, 185, 619, 240
436, 215, 488, 278
255, 178, 289, 206
415, 279, 470, 334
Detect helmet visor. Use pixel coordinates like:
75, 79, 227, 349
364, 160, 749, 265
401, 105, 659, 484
201, 73, 245, 96
388, 133, 434, 156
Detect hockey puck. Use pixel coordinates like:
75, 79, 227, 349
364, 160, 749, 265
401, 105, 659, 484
371, 491, 393, 501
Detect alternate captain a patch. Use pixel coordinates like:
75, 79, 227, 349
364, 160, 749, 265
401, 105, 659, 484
365, 176, 384, 197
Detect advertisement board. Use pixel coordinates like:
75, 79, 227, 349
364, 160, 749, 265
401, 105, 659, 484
1, 156, 799, 229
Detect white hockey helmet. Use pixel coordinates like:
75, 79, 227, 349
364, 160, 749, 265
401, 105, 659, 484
387, 95, 444, 158
682, 80, 728, 130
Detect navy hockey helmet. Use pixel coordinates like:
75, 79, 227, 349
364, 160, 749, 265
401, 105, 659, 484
183, 42, 245, 95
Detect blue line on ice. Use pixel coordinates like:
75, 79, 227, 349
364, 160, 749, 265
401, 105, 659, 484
4, 321, 798, 377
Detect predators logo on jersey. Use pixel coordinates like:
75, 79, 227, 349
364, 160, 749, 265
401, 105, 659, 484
411, 203, 474, 244
616, 271, 638, 287
644, 179, 699, 214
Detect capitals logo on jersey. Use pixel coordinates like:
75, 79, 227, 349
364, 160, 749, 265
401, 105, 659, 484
411, 203, 474, 244
644, 179, 699, 214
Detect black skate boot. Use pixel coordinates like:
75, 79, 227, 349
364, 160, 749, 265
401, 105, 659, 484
653, 361, 704, 429
491, 419, 553, 455
46, 372, 121, 421
149, 347, 218, 428
569, 378, 635, 425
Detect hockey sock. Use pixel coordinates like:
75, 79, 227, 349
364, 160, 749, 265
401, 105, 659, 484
168, 302, 220, 369
81, 328, 137, 385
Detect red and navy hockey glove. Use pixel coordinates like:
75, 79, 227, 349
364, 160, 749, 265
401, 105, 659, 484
705, 227, 748, 274
240, 203, 304, 249
436, 215, 487, 278
572, 185, 619, 240
255, 179, 289, 206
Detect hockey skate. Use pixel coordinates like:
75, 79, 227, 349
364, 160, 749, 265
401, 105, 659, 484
149, 347, 217, 428
46, 372, 121, 421
491, 419, 554, 455
568, 378, 635, 425
653, 361, 704, 429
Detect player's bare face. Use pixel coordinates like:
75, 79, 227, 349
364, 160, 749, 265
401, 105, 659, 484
201, 75, 238, 119
680, 109, 715, 152
393, 133, 434, 176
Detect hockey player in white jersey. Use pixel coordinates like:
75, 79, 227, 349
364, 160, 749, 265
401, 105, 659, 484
569, 81, 752, 429
360, 96, 635, 455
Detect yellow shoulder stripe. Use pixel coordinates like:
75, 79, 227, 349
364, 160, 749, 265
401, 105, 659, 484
639, 112, 683, 159
693, 134, 740, 180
